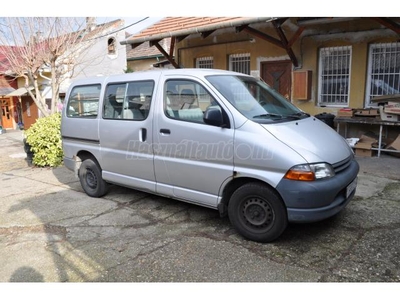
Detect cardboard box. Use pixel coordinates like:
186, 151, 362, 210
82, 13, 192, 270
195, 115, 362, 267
384, 102, 400, 115
354, 135, 378, 157
337, 108, 354, 117
353, 108, 379, 117
379, 106, 400, 121
386, 134, 400, 158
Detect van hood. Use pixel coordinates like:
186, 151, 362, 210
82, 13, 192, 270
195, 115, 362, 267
261, 117, 353, 164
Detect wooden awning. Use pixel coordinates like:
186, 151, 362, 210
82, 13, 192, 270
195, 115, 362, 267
121, 17, 305, 68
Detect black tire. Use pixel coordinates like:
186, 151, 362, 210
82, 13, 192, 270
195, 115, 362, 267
228, 182, 288, 243
79, 158, 108, 197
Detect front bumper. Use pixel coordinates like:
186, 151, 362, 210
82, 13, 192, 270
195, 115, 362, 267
276, 158, 359, 223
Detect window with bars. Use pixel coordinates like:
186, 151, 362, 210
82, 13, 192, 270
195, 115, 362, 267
318, 46, 352, 106
196, 56, 214, 69
366, 42, 400, 105
229, 53, 250, 75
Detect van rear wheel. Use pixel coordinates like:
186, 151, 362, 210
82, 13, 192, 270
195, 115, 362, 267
79, 158, 108, 197
228, 182, 287, 243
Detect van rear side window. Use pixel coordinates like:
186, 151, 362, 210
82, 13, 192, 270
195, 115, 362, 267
66, 84, 101, 118
103, 80, 154, 120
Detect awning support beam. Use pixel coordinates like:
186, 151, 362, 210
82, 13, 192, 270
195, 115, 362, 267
237, 21, 303, 68
150, 40, 180, 68
370, 17, 400, 35
236, 25, 283, 48
272, 20, 299, 68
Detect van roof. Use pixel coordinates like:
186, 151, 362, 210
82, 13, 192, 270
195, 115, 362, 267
70, 68, 250, 85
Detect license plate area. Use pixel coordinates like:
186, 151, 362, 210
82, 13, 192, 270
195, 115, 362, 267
346, 178, 357, 199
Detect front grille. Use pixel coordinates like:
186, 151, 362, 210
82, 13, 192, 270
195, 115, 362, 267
332, 155, 352, 174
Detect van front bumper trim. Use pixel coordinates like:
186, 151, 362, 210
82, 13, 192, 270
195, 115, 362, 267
276, 159, 359, 223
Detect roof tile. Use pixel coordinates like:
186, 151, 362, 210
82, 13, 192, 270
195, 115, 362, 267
131, 17, 251, 39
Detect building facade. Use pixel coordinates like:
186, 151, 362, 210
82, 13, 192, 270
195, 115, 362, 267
123, 17, 400, 117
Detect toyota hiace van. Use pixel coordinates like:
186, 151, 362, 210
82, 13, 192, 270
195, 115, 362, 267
61, 69, 359, 242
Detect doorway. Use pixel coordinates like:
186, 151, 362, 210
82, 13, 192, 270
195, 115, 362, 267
261, 60, 292, 100
1, 98, 14, 129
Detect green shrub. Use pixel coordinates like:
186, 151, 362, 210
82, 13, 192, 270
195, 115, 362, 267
25, 113, 64, 167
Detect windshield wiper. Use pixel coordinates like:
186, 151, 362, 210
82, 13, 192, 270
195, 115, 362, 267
252, 113, 284, 119
286, 112, 310, 119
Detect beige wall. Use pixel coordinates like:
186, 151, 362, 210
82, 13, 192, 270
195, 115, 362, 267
127, 58, 162, 72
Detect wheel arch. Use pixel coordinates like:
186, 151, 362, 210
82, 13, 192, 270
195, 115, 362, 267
77, 150, 99, 162
218, 177, 284, 217
74, 150, 101, 177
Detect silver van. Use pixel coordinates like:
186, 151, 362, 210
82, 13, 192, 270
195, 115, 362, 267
61, 69, 359, 243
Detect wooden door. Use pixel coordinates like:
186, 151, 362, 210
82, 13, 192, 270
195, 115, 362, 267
1, 99, 14, 129
261, 61, 292, 100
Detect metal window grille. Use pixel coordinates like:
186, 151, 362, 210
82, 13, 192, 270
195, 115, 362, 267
229, 53, 250, 75
318, 46, 352, 106
366, 42, 400, 105
196, 56, 214, 69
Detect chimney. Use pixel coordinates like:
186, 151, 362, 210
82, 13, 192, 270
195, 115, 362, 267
86, 17, 96, 32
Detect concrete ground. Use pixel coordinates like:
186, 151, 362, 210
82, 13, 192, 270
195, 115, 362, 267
0, 129, 400, 286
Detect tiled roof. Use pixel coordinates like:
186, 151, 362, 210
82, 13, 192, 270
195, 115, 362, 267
126, 38, 171, 60
133, 17, 247, 39
0, 47, 13, 72
0, 76, 15, 95
123, 17, 275, 44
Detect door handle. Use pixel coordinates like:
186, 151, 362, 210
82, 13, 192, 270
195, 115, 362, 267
160, 128, 171, 135
140, 128, 147, 142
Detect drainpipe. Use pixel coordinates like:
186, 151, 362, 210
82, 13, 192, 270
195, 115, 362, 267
39, 70, 51, 82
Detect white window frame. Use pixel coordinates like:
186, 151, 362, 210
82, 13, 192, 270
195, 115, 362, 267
229, 53, 250, 75
196, 56, 214, 69
318, 46, 352, 106
365, 42, 400, 106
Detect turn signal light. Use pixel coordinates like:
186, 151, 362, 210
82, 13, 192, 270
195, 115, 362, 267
284, 170, 315, 181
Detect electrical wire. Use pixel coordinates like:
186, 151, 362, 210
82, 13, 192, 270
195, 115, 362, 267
87, 17, 150, 40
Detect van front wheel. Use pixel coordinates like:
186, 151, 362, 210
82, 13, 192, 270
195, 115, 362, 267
79, 158, 108, 197
228, 183, 287, 243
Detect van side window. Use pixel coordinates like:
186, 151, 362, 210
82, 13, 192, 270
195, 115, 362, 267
164, 80, 218, 124
66, 84, 101, 118
103, 80, 154, 120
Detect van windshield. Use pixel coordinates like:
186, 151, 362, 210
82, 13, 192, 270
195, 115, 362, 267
206, 75, 309, 123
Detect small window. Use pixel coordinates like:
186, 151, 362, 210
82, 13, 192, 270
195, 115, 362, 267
196, 56, 214, 69
108, 37, 116, 55
67, 84, 101, 118
103, 80, 154, 120
229, 53, 250, 75
164, 80, 218, 124
318, 46, 352, 106
366, 42, 400, 106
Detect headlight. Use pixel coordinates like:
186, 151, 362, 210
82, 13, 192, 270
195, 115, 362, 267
284, 163, 335, 181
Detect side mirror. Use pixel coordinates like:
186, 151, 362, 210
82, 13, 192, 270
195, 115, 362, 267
203, 106, 224, 127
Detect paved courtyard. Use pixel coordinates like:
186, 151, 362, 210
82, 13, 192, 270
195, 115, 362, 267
0, 130, 399, 288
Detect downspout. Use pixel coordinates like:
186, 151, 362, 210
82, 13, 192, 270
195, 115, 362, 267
39, 70, 51, 82
39, 69, 51, 94
39, 70, 52, 98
